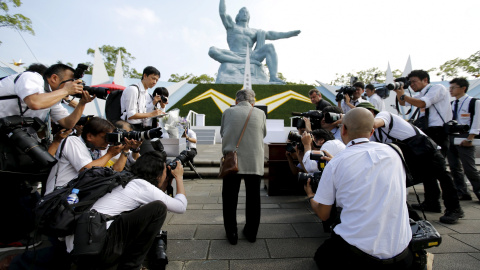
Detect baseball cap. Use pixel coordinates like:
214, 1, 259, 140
355, 102, 380, 114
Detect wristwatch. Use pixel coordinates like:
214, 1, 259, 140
399, 94, 406, 101
131, 147, 141, 153
307, 196, 314, 203
466, 139, 473, 143
121, 151, 129, 157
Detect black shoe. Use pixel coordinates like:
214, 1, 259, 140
242, 229, 256, 243
226, 232, 238, 245
439, 208, 465, 224
459, 194, 473, 201
411, 202, 441, 213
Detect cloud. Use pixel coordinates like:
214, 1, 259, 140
114, 6, 160, 36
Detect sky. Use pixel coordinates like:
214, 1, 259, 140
1, 0, 479, 85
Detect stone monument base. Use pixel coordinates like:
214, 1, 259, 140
215, 62, 270, 84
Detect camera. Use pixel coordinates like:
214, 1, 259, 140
335, 86, 356, 102
0, 116, 57, 169
291, 110, 324, 130
147, 230, 168, 269
324, 112, 341, 124
72, 64, 110, 100
166, 150, 195, 170
297, 171, 322, 192
287, 130, 304, 152
387, 77, 411, 91
443, 120, 470, 135
310, 150, 327, 171
158, 95, 168, 104
106, 127, 163, 145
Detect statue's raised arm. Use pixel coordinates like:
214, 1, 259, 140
266, 30, 301, 40
219, 0, 234, 29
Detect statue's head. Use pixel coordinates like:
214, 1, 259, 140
235, 7, 250, 25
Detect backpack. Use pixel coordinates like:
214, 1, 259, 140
105, 84, 139, 123
34, 166, 135, 237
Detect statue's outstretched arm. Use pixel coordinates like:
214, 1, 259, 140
219, 0, 234, 29
265, 30, 301, 40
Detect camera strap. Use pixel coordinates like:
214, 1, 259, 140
387, 143, 427, 220
53, 136, 69, 188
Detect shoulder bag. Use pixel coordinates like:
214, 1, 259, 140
218, 107, 253, 178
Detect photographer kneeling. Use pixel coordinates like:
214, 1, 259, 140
300, 129, 345, 173
73, 151, 187, 269
44, 117, 135, 195
305, 108, 413, 269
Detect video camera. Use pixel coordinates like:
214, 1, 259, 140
106, 127, 163, 145
373, 84, 391, 99
0, 115, 57, 169
335, 86, 357, 102
292, 110, 323, 130
444, 120, 470, 135
72, 64, 110, 100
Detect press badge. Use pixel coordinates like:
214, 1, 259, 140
460, 113, 470, 119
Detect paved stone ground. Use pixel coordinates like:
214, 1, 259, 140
1, 144, 479, 269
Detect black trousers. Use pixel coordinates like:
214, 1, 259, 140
79, 201, 167, 270
222, 174, 261, 237
405, 148, 460, 210
424, 126, 449, 157
314, 232, 413, 270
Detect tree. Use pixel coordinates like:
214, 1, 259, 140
86, 45, 142, 79
168, 73, 215, 84
0, 0, 34, 45
436, 50, 480, 79
330, 67, 404, 85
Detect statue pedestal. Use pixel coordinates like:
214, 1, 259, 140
215, 63, 269, 84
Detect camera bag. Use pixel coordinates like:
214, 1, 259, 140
35, 167, 135, 238
218, 106, 253, 178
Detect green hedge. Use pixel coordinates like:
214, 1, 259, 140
170, 84, 333, 126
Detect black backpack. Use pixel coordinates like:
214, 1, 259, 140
34, 167, 135, 237
105, 84, 139, 123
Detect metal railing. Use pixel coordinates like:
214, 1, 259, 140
186, 110, 199, 127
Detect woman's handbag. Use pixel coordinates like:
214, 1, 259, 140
218, 107, 253, 178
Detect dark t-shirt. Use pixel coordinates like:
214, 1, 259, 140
316, 99, 332, 111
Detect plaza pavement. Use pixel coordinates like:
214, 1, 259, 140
1, 144, 480, 269
165, 144, 480, 270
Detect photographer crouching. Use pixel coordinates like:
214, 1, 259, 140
305, 108, 413, 269
72, 151, 187, 270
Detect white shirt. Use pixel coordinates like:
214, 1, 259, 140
45, 136, 93, 195
314, 138, 411, 259
66, 178, 188, 253
185, 129, 197, 149
331, 127, 343, 142
372, 111, 426, 143
302, 140, 345, 173
145, 95, 167, 128
120, 83, 148, 125
409, 84, 452, 127
341, 97, 369, 114
452, 94, 480, 135
0, 72, 69, 122
368, 93, 386, 111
